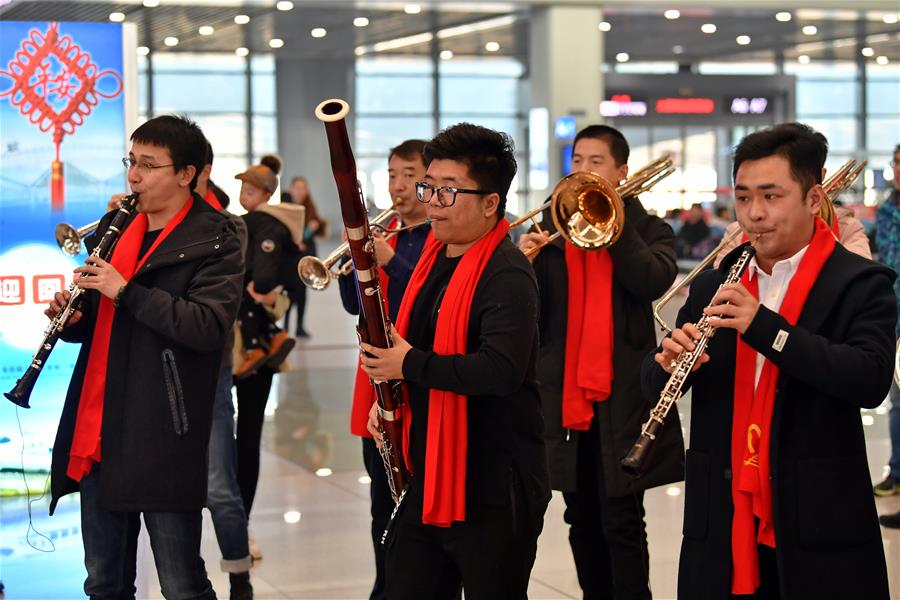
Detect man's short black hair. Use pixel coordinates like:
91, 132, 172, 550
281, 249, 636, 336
423, 123, 517, 219
389, 139, 427, 165
205, 140, 214, 166
732, 122, 828, 195
573, 124, 630, 167
131, 115, 207, 191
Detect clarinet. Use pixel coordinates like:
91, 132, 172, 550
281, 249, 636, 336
5, 194, 139, 409
621, 244, 756, 477
315, 98, 409, 504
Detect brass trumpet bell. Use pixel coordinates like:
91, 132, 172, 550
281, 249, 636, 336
55, 220, 99, 256
550, 171, 624, 250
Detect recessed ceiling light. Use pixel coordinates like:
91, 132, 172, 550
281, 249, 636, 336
672, 45, 684, 54
234, 15, 250, 25
664, 9, 680, 20
142, 0, 159, 7
861, 47, 874, 57
136, 46, 150, 56
109, 12, 125, 22
354, 17, 369, 27
276, 1, 293, 11
883, 14, 898, 24
311, 28, 327, 39
736, 35, 751, 45
440, 49, 453, 60
315, 468, 333, 477
797, 54, 811, 64
198, 25, 214, 36
164, 36, 178, 47
235, 47, 249, 57
802, 25, 818, 35
485, 41, 500, 52
354, 46, 366, 57
269, 38, 284, 49
283, 511, 301, 523
616, 52, 630, 62
701, 23, 717, 34
598, 21, 611, 32
404, 4, 421, 14
876, 55, 889, 65
775, 12, 792, 22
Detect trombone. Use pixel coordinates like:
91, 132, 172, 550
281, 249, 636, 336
55, 220, 99, 256
298, 208, 398, 291
512, 153, 675, 256
652, 158, 868, 332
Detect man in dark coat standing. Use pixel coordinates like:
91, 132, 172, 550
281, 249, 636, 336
519, 125, 683, 600
47, 115, 244, 599
643, 123, 894, 599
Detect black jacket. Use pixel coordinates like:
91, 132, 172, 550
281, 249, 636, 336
50, 195, 244, 513
533, 196, 684, 496
242, 209, 303, 294
401, 238, 552, 511
642, 244, 895, 599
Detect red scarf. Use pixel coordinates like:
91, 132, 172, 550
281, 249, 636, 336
730, 217, 835, 594
350, 217, 400, 437
203, 188, 223, 211
395, 218, 510, 526
67, 198, 194, 482
561, 246, 614, 430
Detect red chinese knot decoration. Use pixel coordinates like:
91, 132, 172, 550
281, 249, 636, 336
0, 22, 123, 210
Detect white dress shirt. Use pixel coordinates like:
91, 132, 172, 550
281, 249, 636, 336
746, 244, 809, 388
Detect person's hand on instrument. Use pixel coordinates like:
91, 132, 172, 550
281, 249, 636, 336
44, 290, 82, 327
654, 322, 709, 374
74, 257, 127, 300
517, 231, 551, 262
360, 324, 410, 382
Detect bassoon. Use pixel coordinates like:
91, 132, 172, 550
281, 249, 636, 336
5, 194, 139, 408
315, 98, 409, 504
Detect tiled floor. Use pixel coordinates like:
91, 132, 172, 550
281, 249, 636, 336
1, 277, 899, 599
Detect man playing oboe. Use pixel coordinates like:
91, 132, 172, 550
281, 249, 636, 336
642, 123, 895, 599
361, 123, 550, 599
46, 115, 244, 599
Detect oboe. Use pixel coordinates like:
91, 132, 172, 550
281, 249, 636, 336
5, 194, 139, 408
621, 244, 755, 477
315, 98, 409, 504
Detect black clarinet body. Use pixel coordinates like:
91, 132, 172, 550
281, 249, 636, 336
5, 194, 139, 408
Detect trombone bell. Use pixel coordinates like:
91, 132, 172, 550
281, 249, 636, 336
550, 172, 624, 250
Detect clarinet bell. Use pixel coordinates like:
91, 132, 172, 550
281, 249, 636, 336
4, 371, 36, 408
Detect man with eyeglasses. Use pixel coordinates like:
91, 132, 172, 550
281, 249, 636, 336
359, 122, 550, 599
518, 124, 682, 600
337, 139, 431, 600
45, 115, 244, 599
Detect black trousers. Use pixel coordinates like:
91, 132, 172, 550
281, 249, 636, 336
362, 437, 394, 600
235, 367, 275, 517
385, 481, 545, 600
563, 425, 650, 600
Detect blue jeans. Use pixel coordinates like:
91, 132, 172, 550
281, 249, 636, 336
80, 466, 215, 600
207, 365, 252, 573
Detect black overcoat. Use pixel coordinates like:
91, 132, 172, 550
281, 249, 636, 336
642, 243, 896, 599
50, 195, 244, 513
533, 196, 685, 496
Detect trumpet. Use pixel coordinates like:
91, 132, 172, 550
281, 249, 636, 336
652, 158, 868, 333
55, 220, 99, 256
512, 153, 674, 256
297, 208, 396, 290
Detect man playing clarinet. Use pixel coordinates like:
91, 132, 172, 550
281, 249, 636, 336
642, 123, 894, 599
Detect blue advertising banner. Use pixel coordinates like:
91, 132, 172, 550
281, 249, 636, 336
0, 21, 127, 483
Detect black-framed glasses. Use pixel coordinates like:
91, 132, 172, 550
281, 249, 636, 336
415, 181, 493, 208
122, 157, 175, 172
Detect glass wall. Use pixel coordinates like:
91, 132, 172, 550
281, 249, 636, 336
355, 55, 527, 216
137, 52, 278, 212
